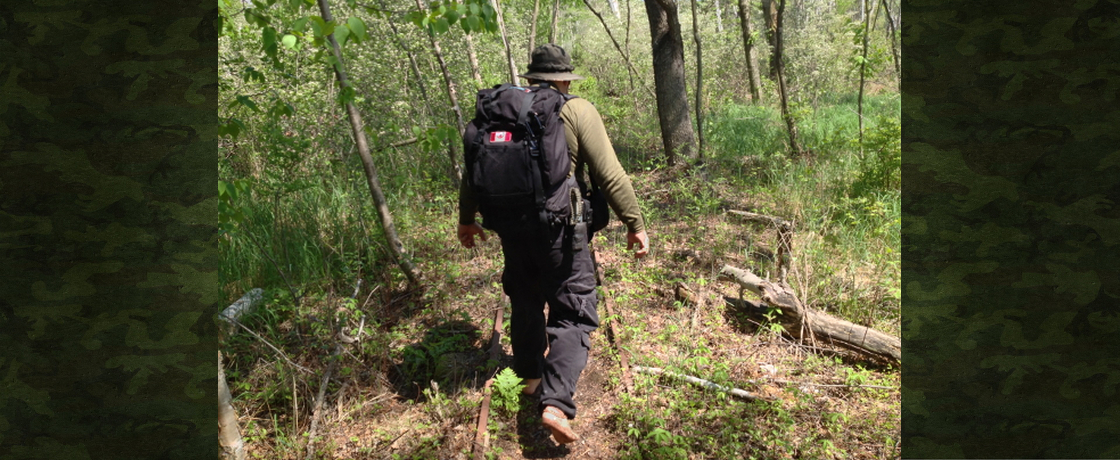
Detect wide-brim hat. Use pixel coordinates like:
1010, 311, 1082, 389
518, 44, 585, 81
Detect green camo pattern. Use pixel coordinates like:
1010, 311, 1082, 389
0, 1, 218, 458
902, 0, 1120, 457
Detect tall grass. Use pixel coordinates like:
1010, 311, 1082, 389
705, 92, 901, 332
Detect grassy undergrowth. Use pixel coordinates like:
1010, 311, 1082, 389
220, 91, 900, 459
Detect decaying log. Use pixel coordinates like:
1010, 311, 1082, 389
219, 288, 263, 337
719, 265, 900, 362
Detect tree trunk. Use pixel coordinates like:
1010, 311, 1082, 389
319, 0, 422, 286
412, 0, 467, 187
646, 0, 697, 166
465, 33, 484, 89
714, 0, 724, 32
760, 0, 778, 81
381, 6, 435, 118
491, 0, 518, 84
690, 0, 704, 160
549, 0, 561, 43
529, 0, 541, 59
607, 0, 620, 18
772, 0, 802, 156
720, 265, 901, 362
880, 0, 900, 79
737, 0, 762, 103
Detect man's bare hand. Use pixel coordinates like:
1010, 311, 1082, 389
626, 230, 650, 258
458, 223, 487, 248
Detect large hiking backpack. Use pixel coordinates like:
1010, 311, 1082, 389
464, 83, 577, 231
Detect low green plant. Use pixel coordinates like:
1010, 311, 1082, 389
490, 367, 524, 417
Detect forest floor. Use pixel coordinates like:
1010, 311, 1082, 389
227, 169, 901, 460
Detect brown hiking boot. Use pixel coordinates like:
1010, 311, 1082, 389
541, 405, 579, 444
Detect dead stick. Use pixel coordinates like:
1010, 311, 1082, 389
472, 379, 494, 460
633, 366, 767, 401
591, 244, 634, 393
472, 300, 506, 460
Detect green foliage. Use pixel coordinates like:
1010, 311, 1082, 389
407, 0, 498, 34
490, 367, 525, 417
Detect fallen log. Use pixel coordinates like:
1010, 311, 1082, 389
719, 265, 900, 362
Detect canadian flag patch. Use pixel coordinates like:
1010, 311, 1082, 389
490, 131, 511, 143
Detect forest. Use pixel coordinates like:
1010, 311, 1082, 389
217, 0, 901, 458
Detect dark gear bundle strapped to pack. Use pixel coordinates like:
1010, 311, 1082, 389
464, 83, 608, 235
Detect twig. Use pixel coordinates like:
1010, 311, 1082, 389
633, 366, 768, 401
228, 319, 313, 374
580, 0, 656, 100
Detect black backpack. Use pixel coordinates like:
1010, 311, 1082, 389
464, 83, 577, 231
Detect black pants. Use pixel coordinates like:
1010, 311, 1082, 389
498, 221, 599, 419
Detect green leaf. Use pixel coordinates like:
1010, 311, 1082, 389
465, 15, 479, 32
281, 34, 297, 49
236, 95, 260, 112
431, 17, 449, 34
262, 26, 278, 59
469, 3, 479, 15
338, 86, 356, 105
334, 24, 350, 46
309, 15, 326, 37
445, 9, 459, 25
407, 11, 425, 27
292, 17, 309, 32
347, 17, 367, 41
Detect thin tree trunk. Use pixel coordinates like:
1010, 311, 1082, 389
582, 0, 655, 99
715, 0, 724, 32
529, 0, 541, 59
858, 0, 868, 156
607, 0, 620, 18
737, 0, 762, 103
690, 0, 704, 160
549, 0, 561, 43
381, 7, 434, 118
772, 0, 802, 156
412, 0, 467, 188
647, 0, 697, 166
880, 0, 900, 79
761, 0, 779, 81
319, 0, 421, 286
490, 0, 519, 83
465, 33, 484, 88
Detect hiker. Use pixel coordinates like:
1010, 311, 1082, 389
456, 44, 649, 444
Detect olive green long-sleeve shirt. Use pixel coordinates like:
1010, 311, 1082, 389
458, 94, 645, 234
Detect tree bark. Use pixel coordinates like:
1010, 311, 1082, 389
772, 0, 802, 156
465, 33, 484, 89
720, 265, 901, 362
320, 0, 421, 286
690, 0, 704, 160
881, 0, 900, 78
607, 0, 620, 18
549, 0, 561, 43
491, 0, 519, 84
760, 0, 779, 81
412, 0, 467, 187
529, 0, 541, 59
646, 0, 697, 166
714, 0, 724, 32
858, 0, 868, 155
736, 0, 762, 103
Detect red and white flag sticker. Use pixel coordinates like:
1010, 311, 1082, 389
490, 131, 511, 143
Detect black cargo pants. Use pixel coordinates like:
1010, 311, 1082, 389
498, 220, 599, 419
